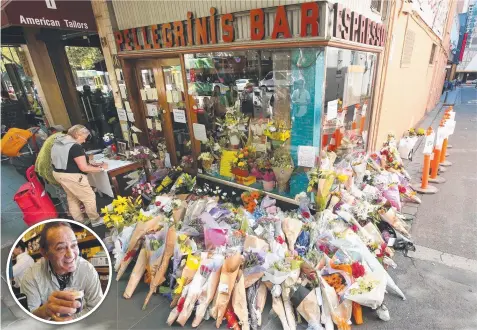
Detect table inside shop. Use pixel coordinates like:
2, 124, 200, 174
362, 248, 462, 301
87, 154, 145, 198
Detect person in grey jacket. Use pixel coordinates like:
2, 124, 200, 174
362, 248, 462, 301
51, 125, 108, 224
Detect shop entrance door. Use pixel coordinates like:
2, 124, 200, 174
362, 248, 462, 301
134, 58, 192, 167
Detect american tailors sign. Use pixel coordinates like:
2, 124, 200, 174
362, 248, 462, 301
1, 0, 96, 31
114, 2, 385, 52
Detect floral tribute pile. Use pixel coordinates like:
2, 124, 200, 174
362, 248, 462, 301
106, 134, 420, 330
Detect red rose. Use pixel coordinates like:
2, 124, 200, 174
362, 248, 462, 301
302, 211, 311, 218
276, 236, 285, 244
350, 224, 359, 233
155, 201, 162, 206
398, 186, 406, 194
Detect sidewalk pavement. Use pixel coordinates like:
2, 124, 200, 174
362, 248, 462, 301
1, 88, 476, 329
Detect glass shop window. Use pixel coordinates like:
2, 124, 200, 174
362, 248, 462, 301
322, 48, 377, 161
185, 48, 325, 200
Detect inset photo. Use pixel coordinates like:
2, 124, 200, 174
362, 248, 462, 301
6, 219, 111, 324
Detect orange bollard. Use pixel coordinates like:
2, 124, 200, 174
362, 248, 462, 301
360, 116, 366, 133
429, 121, 447, 183
412, 127, 438, 194
322, 134, 329, 149
352, 121, 357, 130
440, 137, 452, 166
421, 154, 432, 189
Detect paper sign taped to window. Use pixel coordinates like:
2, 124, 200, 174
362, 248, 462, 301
132, 133, 139, 144
193, 123, 207, 142
166, 90, 173, 103
146, 118, 153, 129
124, 101, 131, 112
422, 132, 435, 154
172, 90, 181, 103
297, 146, 318, 168
117, 108, 127, 121
146, 103, 158, 117
126, 111, 135, 122
140, 89, 147, 101
120, 123, 129, 132
155, 120, 162, 131
123, 133, 129, 142
327, 99, 338, 121
115, 69, 123, 81
119, 85, 127, 99
173, 109, 187, 123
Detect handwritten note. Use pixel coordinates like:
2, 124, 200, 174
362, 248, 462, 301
155, 120, 162, 131
193, 123, 207, 142
119, 85, 127, 99
327, 99, 338, 121
146, 103, 158, 117
126, 111, 135, 122
146, 118, 153, 129
122, 133, 129, 142
115, 69, 123, 81
124, 101, 131, 112
297, 146, 318, 168
117, 108, 127, 121
423, 132, 435, 154
166, 90, 173, 103
151, 88, 158, 100
120, 123, 129, 132
132, 133, 139, 144
173, 109, 187, 123
140, 89, 147, 101
172, 91, 181, 103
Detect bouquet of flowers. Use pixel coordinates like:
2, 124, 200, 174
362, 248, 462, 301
231, 146, 255, 176
103, 132, 115, 146
241, 191, 261, 213
216, 108, 249, 147
264, 120, 291, 142
169, 173, 196, 195
131, 182, 155, 202
156, 166, 183, 194
271, 148, 294, 193
101, 196, 151, 232
129, 146, 157, 161
198, 152, 214, 172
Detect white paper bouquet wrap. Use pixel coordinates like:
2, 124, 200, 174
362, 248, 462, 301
344, 272, 386, 309
398, 136, 418, 160
113, 224, 136, 271
331, 232, 406, 300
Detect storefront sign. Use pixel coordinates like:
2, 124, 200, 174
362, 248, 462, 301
332, 3, 386, 46
1, 0, 96, 31
114, 3, 322, 51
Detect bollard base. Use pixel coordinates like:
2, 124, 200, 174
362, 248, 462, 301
411, 184, 438, 194
439, 166, 447, 172
447, 144, 452, 148
429, 176, 446, 183
440, 160, 452, 167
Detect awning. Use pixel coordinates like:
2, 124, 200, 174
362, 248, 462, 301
1, 0, 96, 32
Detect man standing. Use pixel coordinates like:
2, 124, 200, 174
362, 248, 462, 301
11, 241, 35, 290
20, 222, 103, 322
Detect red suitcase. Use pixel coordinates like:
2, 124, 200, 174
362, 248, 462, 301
13, 166, 58, 226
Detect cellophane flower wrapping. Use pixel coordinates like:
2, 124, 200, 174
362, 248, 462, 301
331, 232, 405, 300
319, 273, 352, 330
344, 272, 386, 309
383, 185, 402, 211
113, 224, 136, 271
192, 254, 224, 327
295, 229, 310, 256
143, 226, 168, 284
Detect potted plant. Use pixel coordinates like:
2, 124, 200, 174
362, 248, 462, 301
271, 148, 294, 193
262, 170, 276, 191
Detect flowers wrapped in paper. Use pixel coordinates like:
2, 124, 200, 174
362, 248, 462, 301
112, 224, 135, 271
344, 272, 386, 309
192, 254, 224, 327
290, 285, 323, 330
116, 215, 163, 281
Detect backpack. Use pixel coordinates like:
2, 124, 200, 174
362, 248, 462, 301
0, 128, 33, 157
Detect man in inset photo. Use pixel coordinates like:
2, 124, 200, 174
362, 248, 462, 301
20, 221, 103, 322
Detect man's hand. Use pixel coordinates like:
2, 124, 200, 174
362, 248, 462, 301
35, 291, 80, 321
101, 163, 109, 170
